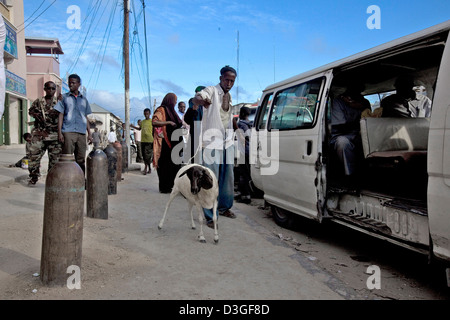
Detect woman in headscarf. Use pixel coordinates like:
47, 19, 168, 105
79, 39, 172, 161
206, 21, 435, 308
152, 93, 183, 193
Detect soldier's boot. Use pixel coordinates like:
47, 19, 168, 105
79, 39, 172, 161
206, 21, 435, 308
28, 169, 39, 186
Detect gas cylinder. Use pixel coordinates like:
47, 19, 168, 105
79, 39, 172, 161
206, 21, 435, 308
113, 141, 122, 182
86, 147, 108, 219
121, 140, 128, 174
103, 144, 117, 195
40, 154, 85, 286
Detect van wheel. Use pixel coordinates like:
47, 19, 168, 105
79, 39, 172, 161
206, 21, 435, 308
271, 205, 295, 229
130, 145, 136, 156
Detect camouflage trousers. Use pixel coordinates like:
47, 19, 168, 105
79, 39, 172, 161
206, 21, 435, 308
28, 139, 62, 182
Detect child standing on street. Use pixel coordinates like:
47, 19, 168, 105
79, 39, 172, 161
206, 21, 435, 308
138, 108, 154, 175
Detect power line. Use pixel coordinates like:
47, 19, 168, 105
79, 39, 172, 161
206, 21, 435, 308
17, 0, 46, 29
67, 0, 104, 73
141, 0, 152, 109
87, 0, 119, 90
18, 0, 57, 34
128, 0, 152, 112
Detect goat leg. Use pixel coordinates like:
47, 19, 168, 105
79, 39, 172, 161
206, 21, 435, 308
158, 191, 178, 230
196, 205, 206, 243
189, 203, 196, 229
212, 201, 219, 244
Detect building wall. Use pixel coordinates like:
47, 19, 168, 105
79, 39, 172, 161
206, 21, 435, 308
0, 0, 27, 145
27, 71, 63, 102
5, 0, 25, 82
27, 55, 60, 74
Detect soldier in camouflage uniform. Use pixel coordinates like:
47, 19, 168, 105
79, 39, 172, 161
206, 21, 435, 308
27, 81, 62, 185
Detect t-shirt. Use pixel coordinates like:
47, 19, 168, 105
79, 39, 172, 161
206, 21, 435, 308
134, 128, 141, 142
141, 119, 154, 143
92, 131, 101, 143
54, 92, 92, 134
107, 131, 116, 143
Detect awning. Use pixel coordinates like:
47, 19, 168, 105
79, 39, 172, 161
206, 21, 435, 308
87, 114, 103, 125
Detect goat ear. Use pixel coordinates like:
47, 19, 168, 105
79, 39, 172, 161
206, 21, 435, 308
179, 168, 193, 181
201, 170, 214, 190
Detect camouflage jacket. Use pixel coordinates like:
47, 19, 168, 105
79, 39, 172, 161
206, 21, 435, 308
29, 96, 60, 141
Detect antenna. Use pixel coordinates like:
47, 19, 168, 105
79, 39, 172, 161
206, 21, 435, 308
273, 42, 276, 83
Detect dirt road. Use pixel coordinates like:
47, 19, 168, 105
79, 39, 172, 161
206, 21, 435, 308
0, 167, 448, 300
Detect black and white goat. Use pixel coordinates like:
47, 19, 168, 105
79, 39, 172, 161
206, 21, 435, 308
158, 164, 219, 243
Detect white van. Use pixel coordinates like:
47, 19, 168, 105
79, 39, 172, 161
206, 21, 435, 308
251, 21, 450, 270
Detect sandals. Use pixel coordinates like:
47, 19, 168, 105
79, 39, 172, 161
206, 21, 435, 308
220, 210, 236, 219
206, 220, 218, 229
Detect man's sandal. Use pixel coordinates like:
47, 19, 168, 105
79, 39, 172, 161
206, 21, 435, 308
220, 210, 236, 219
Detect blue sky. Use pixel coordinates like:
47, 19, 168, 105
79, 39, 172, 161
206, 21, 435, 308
23, 0, 450, 123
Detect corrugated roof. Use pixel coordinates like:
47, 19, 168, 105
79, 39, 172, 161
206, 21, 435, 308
25, 37, 64, 55
90, 103, 110, 113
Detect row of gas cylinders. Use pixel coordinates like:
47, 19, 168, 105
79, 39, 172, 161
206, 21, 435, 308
40, 141, 129, 286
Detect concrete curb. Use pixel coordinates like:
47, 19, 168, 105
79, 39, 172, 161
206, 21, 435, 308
0, 163, 143, 188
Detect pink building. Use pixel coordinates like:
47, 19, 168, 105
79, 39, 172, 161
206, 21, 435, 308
25, 37, 64, 102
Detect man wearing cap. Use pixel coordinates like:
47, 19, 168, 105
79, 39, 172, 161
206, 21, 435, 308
192, 66, 238, 227
381, 75, 432, 118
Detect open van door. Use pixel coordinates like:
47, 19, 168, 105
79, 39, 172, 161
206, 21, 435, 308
428, 34, 450, 262
252, 70, 333, 222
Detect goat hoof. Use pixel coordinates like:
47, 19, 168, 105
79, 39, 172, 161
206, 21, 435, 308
199, 239, 206, 243
192, 226, 196, 230
214, 239, 219, 244
158, 226, 162, 230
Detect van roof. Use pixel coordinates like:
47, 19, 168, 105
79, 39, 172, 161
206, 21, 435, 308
264, 20, 450, 92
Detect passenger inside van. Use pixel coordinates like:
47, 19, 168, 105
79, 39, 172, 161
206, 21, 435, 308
381, 75, 432, 118
330, 83, 371, 189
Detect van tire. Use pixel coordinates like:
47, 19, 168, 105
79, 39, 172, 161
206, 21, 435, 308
271, 205, 296, 229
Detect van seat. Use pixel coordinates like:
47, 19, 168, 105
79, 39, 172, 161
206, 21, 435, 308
359, 117, 429, 198
360, 117, 430, 162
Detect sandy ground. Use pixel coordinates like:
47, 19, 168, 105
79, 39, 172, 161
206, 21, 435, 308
0, 156, 449, 301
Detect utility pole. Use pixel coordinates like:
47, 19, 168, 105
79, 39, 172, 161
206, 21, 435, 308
236, 30, 239, 104
124, 0, 131, 164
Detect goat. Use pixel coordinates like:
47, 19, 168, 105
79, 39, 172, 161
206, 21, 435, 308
158, 164, 219, 243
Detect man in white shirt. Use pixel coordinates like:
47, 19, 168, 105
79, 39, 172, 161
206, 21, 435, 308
133, 119, 143, 163
107, 128, 117, 144
192, 65, 237, 228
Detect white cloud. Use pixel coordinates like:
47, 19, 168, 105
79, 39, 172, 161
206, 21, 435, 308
153, 79, 190, 97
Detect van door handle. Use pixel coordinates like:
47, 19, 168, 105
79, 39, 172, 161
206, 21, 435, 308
306, 140, 313, 156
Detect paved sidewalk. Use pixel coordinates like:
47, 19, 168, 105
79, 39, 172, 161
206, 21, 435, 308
0, 144, 34, 187
0, 144, 142, 188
